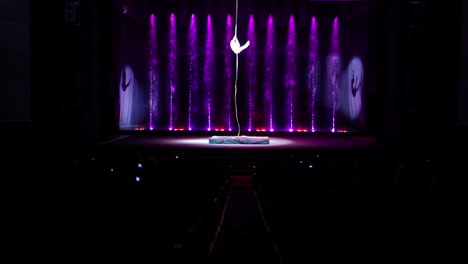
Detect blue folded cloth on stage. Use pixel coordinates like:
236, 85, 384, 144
209, 135, 269, 144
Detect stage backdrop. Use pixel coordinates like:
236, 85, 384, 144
113, 0, 370, 133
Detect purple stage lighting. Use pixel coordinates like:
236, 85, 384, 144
286, 15, 297, 132
308, 16, 319, 132
225, 14, 234, 131
169, 13, 177, 130
204, 15, 215, 131
247, 14, 256, 132
188, 14, 198, 131
149, 14, 158, 130
264, 14, 274, 132
123, 3, 368, 134
328, 17, 340, 133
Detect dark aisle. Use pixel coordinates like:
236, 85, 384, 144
209, 175, 282, 264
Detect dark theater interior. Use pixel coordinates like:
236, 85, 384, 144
3, 0, 468, 263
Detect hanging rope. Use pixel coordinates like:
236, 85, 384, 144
231, 0, 250, 137
234, 0, 240, 137
234, 53, 241, 136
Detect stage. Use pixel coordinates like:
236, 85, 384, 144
99, 133, 380, 151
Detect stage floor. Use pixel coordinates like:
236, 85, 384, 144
99, 133, 380, 151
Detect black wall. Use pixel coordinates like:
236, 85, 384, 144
30, 0, 114, 156
371, 0, 462, 157
0, 0, 31, 123
2, 0, 32, 175
459, 0, 468, 127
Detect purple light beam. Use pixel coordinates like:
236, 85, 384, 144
264, 14, 274, 132
169, 13, 177, 130
247, 14, 256, 132
329, 17, 340, 133
148, 14, 158, 130
204, 15, 215, 131
188, 14, 198, 131
286, 15, 297, 132
308, 16, 319, 132
225, 14, 234, 131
